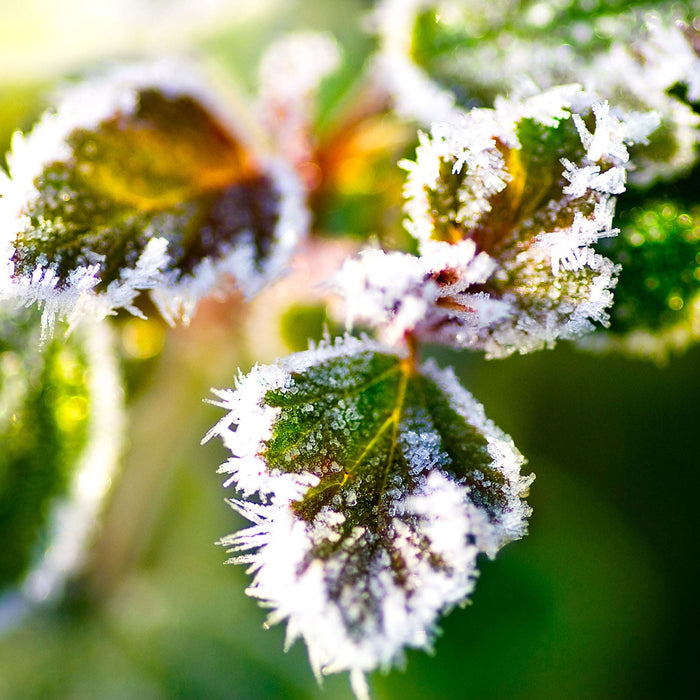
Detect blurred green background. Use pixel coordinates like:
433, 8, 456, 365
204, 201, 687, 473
1, 1, 699, 698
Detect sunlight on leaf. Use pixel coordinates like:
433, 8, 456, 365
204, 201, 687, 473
0, 61, 307, 332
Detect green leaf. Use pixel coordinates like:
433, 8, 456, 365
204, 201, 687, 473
265, 350, 506, 521
0, 309, 122, 619
207, 336, 532, 682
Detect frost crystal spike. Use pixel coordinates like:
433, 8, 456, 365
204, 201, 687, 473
337, 87, 657, 357
0, 60, 308, 334
205, 335, 533, 691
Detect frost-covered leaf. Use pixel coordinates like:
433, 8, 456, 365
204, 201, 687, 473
340, 88, 645, 356
584, 201, 700, 361
334, 247, 441, 347
0, 60, 308, 333
381, 0, 673, 105
0, 308, 122, 629
205, 335, 532, 689
373, 0, 699, 184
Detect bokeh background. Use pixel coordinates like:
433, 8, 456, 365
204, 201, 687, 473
1, 1, 698, 698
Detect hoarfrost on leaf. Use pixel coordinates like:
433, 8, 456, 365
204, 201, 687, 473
392, 87, 650, 356
333, 248, 438, 347
333, 241, 497, 351
0, 59, 308, 333
373, 0, 699, 185
206, 335, 532, 688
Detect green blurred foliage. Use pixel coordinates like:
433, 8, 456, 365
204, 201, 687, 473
606, 201, 699, 333
0, 311, 90, 590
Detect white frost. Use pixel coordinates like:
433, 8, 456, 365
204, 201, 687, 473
333, 240, 497, 350
389, 88, 643, 357
333, 248, 436, 346
420, 359, 533, 551
209, 337, 532, 693
0, 59, 308, 334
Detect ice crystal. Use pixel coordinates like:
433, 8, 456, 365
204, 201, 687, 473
0, 59, 308, 333
205, 335, 532, 690
333, 248, 439, 346
369, 87, 655, 357
334, 241, 496, 350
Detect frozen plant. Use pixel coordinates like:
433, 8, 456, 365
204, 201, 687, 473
0, 1, 699, 698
